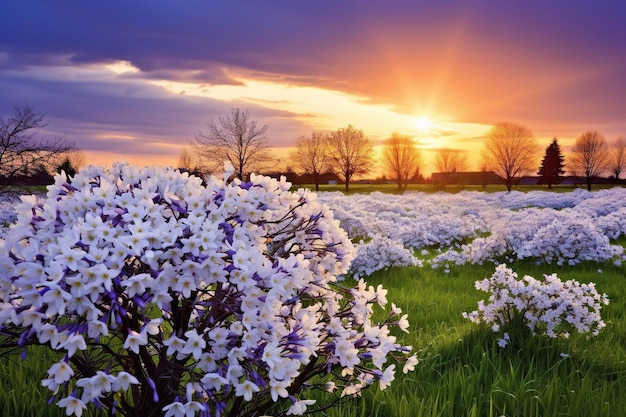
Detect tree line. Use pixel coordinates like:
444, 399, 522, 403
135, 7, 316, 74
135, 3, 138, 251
2, 105, 623, 192
185, 109, 626, 192
483, 122, 625, 191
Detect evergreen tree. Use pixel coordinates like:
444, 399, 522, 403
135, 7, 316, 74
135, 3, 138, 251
56, 157, 76, 180
537, 138, 565, 188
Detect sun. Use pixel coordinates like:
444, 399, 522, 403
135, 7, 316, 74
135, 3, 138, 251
415, 116, 432, 132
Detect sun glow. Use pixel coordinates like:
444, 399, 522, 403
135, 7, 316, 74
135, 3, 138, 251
151, 76, 428, 141
149, 72, 493, 177
415, 116, 432, 132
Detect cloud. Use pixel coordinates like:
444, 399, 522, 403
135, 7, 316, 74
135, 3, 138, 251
0, 65, 308, 159
1, 0, 625, 168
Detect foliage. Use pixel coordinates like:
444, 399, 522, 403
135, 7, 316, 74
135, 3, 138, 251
349, 236, 422, 279
305, 261, 626, 417
463, 264, 609, 348
318, 189, 626, 270
537, 137, 565, 188
56, 157, 77, 179
1, 198, 626, 417
0, 163, 415, 417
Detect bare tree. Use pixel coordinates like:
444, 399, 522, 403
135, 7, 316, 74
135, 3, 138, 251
192, 108, 271, 180
177, 146, 197, 171
290, 131, 330, 191
382, 132, 420, 191
434, 147, 469, 187
0, 104, 76, 188
481, 121, 538, 192
570, 130, 609, 191
608, 136, 626, 181
327, 125, 374, 192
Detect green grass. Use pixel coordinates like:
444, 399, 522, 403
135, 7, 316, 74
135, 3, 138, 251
310, 261, 626, 417
1, 261, 624, 416
0, 346, 69, 417
0, 185, 49, 194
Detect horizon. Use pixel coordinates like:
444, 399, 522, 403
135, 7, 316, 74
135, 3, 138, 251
1, 1, 625, 177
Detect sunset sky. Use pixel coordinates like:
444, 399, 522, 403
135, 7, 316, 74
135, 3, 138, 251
1, 1, 625, 177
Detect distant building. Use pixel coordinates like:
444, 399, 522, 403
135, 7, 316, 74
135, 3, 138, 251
429, 171, 503, 186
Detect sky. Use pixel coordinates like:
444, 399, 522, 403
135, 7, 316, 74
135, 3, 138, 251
1, 1, 625, 177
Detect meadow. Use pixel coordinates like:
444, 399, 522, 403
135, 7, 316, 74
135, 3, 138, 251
310, 260, 626, 417
0, 184, 624, 417
1, 261, 623, 417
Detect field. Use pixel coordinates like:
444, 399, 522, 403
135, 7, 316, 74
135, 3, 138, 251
0, 186, 624, 417
312, 261, 626, 417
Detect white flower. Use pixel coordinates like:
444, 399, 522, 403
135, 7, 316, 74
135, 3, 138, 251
38, 323, 62, 348
403, 355, 419, 374
57, 396, 87, 417
200, 373, 228, 391
270, 380, 290, 401
123, 330, 148, 354
335, 339, 359, 369
466, 265, 608, 346
162, 401, 186, 417
287, 399, 316, 415
0, 163, 423, 416
397, 314, 410, 333
47, 360, 74, 385
59, 334, 87, 358
112, 371, 140, 391
235, 380, 260, 401
379, 364, 395, 390
181, 329, 206, 360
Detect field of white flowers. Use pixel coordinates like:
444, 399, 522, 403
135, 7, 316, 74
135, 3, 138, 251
0, 183, 626, 416
3, 187, 625, 274
316, 188, 626, 276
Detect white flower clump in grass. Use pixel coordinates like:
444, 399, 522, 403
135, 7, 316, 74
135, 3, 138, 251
348, 235, 422, 279
3, 186, 626, 275
595, 207, 626, 240
0, 162, 416, 417
0, 192, 46, 240
318, 188, 626, 270
463, 264, 609, 348
321, 192, 486, 250
432, 205, 624, 267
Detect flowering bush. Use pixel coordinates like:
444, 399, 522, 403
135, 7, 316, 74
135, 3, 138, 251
5, 187, 626, 273
432, 206, 624, 267
317, 188, 626, 270
0, 163, 416, 417
463, 264, 609, 348
349, 235, 422, 279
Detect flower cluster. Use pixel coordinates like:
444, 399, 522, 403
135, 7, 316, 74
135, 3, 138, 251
3, 187, 625, 275
0, 163, 416, 417
432, 206, 624, 267
463, 264, 609, 347
316, 188, 626, 270
0, 192, 41, 239
349, 235, 422, 279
